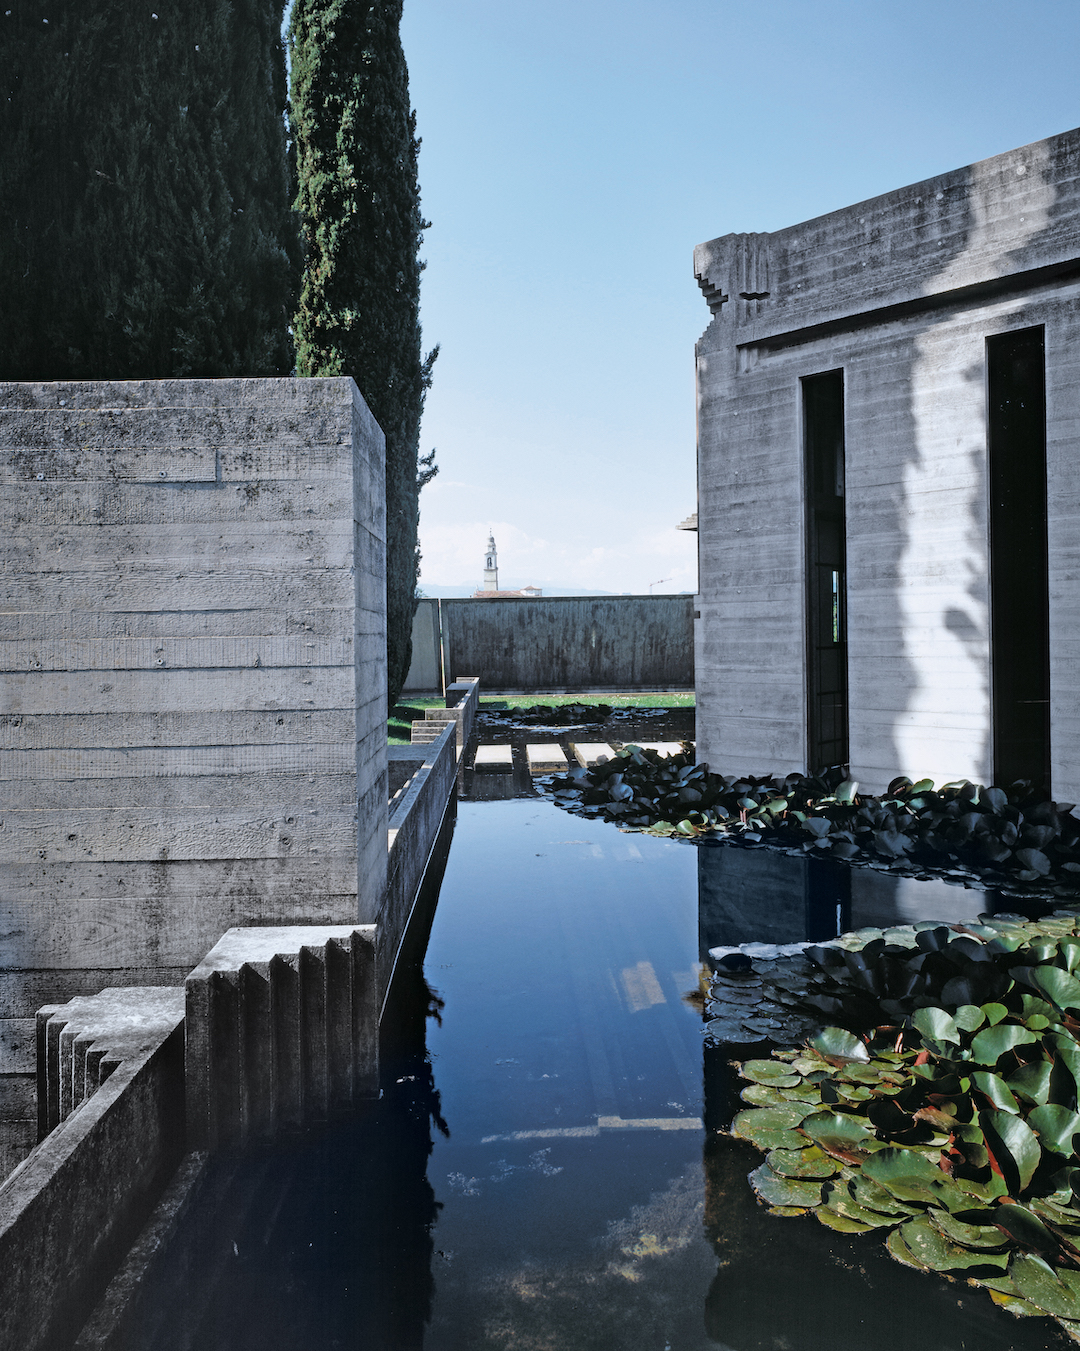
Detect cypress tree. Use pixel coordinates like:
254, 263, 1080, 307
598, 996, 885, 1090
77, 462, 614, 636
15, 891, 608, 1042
0, 0, 296, 379
288, 0, 436, 710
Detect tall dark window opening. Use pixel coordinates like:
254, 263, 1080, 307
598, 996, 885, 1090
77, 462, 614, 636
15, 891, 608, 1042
988, 327, 1049, 791
804, 371, 848, 772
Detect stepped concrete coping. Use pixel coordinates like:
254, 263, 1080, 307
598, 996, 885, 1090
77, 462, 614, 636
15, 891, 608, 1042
1, 991, 185, 1351
37, 988, 185, 1138
186, 926, 372, 980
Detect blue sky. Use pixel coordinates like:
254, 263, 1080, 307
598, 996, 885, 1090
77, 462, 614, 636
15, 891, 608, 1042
401, 0, 1080, 595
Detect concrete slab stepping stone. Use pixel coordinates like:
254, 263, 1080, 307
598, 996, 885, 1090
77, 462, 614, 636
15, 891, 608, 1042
473, 744, 514, 771
570, 742, 618, 767
526, 743, 568, 772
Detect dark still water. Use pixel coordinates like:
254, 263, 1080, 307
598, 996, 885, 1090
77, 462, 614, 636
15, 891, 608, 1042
118, 796, 1071, 1351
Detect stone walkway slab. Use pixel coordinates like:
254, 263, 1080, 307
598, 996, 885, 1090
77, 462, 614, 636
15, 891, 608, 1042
473, 744, 514, 771
526, 743, 567, 772
570, 742, 618, 767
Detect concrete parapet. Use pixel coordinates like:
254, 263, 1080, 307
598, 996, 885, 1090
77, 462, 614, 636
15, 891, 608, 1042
36, 986, 184, 1139
385, 723, 457, 1012
0, 994, 184, 1351
184, 925, 377, 1152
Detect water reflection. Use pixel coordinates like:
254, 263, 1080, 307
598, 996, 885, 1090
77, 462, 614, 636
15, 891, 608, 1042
698, 839, 1053, 962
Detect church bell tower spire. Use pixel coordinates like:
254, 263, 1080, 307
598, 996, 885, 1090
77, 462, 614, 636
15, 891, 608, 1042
483, 532, 499, 592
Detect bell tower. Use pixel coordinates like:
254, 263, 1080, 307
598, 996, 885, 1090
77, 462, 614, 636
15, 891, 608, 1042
483, 532, 499, 591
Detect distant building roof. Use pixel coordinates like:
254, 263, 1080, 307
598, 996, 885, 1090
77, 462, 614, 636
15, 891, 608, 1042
472, 586, 543, 598
678, 513, 698, 531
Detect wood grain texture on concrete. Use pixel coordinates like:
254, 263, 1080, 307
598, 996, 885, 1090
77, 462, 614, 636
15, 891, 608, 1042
0, 378, 389, 1178
694, 126, 1080, 797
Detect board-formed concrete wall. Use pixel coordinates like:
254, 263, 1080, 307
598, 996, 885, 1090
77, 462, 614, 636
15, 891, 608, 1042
428, 595, 693, 693
0, 378, 388, 1168
694, 126, 1080, 797
402, 597, 441, 692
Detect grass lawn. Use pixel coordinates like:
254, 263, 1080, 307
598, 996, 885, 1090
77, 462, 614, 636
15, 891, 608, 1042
388, 692, 694, 743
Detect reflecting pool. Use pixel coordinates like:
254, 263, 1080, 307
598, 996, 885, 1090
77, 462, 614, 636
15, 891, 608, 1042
117, 782, 1072, 1350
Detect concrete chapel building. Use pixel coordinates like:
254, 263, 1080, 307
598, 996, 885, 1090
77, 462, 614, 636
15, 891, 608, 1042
693, 126, 1080, 802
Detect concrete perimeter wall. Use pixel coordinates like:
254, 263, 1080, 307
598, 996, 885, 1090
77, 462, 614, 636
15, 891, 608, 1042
405, 595, 693, 694
0, 378, 388, 1167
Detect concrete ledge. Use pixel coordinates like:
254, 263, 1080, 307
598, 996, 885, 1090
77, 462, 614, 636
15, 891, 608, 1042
0, 1006, 185, 1351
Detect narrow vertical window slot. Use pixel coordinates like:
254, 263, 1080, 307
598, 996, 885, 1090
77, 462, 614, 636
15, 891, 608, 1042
987, 326, 1049, 790
803, 371, 848, 772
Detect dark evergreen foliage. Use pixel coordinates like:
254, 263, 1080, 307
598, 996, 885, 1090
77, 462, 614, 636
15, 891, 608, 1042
288, 0, 436, 710
0, 1, 296, 379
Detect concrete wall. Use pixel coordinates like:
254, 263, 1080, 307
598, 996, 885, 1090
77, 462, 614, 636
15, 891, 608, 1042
0, 378, 388, 1168
694, 126, 1080, 797
402, 598, 441, 693
432, 595, 693, 693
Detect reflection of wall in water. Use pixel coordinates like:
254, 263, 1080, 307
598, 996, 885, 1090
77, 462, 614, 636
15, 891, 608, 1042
697, 844, 849, 958
699, 842, 1008, 958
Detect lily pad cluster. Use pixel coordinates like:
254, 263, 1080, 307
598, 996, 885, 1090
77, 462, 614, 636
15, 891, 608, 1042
542, 753, 1080, 898
731, 927, 1080, 1337
480, 702, 613, 725
703, 914, 1080, 1050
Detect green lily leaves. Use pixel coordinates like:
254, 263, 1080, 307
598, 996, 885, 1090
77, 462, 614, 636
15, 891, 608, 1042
543, 759, 1080, 899
731, 928, 1080, 1337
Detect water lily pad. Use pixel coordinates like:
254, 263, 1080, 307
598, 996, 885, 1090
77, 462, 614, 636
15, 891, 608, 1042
748, 1163, 823, 1209
992, 1201, 1059, 1252
971, 1070, 1021, 1112
970, 1024, 1038, 1064
1030, 966, 1080, 1013
740, 1083, 816, 1108
1008, 1059, 1053, 1106
731, 1108, 810, 1151
1009, 1253, 1080, 1318
954, 1004, 987, 1031
928, 1206, 1009, 1249
885, 1224, 927, 1270
740, 1059, 801, 1087
808, 1026, 870, 1063
897, 1214, 1009, 1273
912, 1007, 960, 1045
815, 1205, 876, 1233
1028, 1104, 1080, 1155
981, 1110, 1041, 1192
766, 1145, 837, 1179
800, 1110, 881, 1158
